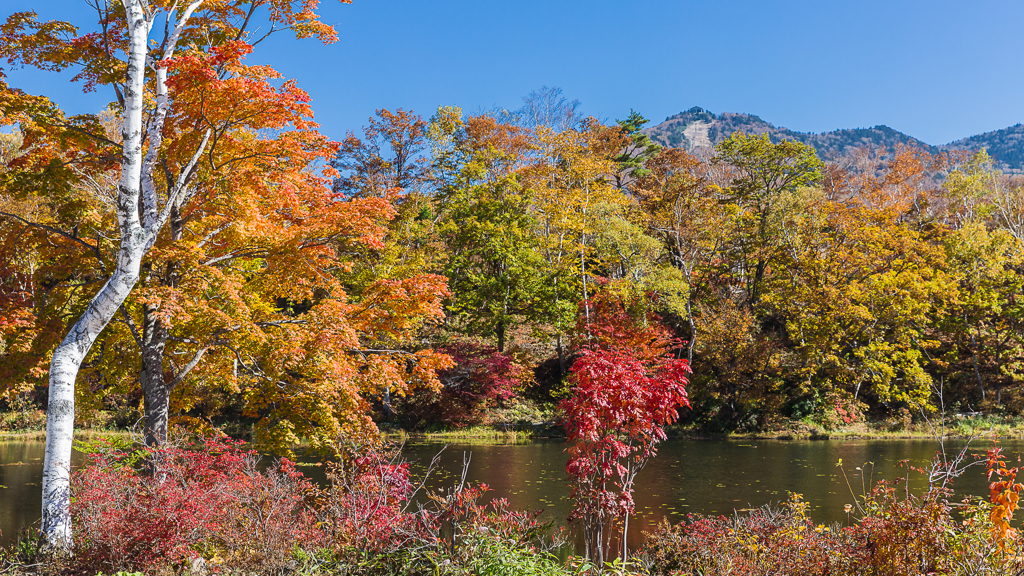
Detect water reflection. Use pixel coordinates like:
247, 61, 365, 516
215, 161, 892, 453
0, 443, 51, 545
400, 438, 1017, 549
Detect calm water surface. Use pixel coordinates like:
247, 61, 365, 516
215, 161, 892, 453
1, 438, 1018, 547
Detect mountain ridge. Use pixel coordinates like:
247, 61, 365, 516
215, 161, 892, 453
642, 107, 1024, 172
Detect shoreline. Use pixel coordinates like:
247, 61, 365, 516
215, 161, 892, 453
4, 411, 1024, 444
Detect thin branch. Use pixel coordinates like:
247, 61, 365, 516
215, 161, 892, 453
147, 128, 212, 246
118, 305, 143, 347
0, 212, 107, 272
195, 222, 233, 250
347, 349, 418, 357
166, 346, 208, 390
255, 319, 305, 328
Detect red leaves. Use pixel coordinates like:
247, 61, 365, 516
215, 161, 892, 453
401, 341, 529, 428
71, 437, 322, 574
562, 285, 691, 546
562, 348, 690, 448
574, 285, 679, 364
561, 345, 690, 531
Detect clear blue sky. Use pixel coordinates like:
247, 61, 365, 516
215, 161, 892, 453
3, 0, 1022, 145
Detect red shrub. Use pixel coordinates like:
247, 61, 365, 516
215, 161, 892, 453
643, 496, 863, 576
316, 449, 436, 554
71, 437, 322, 574
433, 483, 546, 543
67, 438, 560, 575
561, 347, 690, 565
399, 341, 531, 428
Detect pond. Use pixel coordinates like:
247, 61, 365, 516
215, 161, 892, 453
1, 437, 1017, 548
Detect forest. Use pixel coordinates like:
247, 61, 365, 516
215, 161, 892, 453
2, 0, 1024, 574
6, 99, 1023, 444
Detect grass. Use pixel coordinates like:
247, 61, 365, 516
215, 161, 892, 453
385, 424, 557, 444
0, 409, 133, 441
7, 408, 1024, 445
663, 413, 1024, 441
0, 429, 133, 442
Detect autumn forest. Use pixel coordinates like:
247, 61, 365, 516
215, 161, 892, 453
5, 98, 1022, 447
2, 0, 1024, 574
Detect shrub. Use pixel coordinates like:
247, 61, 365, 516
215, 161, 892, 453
314, 446, 437, 559
561, 346, 690, 566
396, 341, 532, 429
310, 442, 563, 574
460, 533, 593, 576
29, 437, 583, 576
643, 449, 1024, 576
642, 495, 860, 576
853, 481, 955, 574
70, 436, 321, 575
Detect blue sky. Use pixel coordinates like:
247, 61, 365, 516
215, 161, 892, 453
3, 0, 1022, 145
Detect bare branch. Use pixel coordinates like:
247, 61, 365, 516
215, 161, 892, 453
194, 222, 233, 250
118, 305, 143, 347
166, 346, 208, 390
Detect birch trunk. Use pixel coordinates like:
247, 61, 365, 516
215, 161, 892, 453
41, 0, 151, 543
41, 0, 208, 546
42, 246, 145, 545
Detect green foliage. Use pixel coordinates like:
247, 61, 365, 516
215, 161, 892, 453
461, 534, 591, 576
611, 110, 661, 185
440, 174, 548, 350
715, 132, 823, 202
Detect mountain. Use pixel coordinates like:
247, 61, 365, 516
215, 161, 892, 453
943, 124, 1024, 171
643, 107, 1024, 173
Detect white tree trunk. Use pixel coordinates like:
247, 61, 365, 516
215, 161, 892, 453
40, 0, 155, 547
42, 242, 145, 544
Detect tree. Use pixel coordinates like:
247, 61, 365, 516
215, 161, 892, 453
328, 108, 449, 419
436, 114, 547, 352
941, 221, 1024, 404
331, 108, 429, 199
763, 192, 951, 409
525, 120, 626, 368
0, 0, 346, 546
501, 85, 583, 132
634, 147, 728, 363
938, 151, 1024, 405
714, 133, 823, 307
561, 334, 690, 565
609, 110, 661, 191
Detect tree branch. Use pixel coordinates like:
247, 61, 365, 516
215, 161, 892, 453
166, 346, 208, 390
0, 212, 107, 273
118, 305, 143, 348
146, 128, 211, 248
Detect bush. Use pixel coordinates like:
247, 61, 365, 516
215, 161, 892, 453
314, 447, 437, 561
3, 437, 606, 576
396, 341, 532, 429
642, 450, 1024, 576
70, 436, 321, 575
642, 495, 860, 576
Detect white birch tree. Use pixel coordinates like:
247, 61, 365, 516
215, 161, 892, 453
0, 0, 344, 547
42, 0, 208, 547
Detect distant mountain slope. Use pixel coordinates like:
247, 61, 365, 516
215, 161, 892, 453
644, 107, 1023, 172
942, 124, 1024, 171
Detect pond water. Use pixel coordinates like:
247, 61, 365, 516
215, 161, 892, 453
1, 437, 1018, 548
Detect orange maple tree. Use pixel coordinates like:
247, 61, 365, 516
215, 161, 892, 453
1, 5, 451, 454
0, 0, 452, 543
